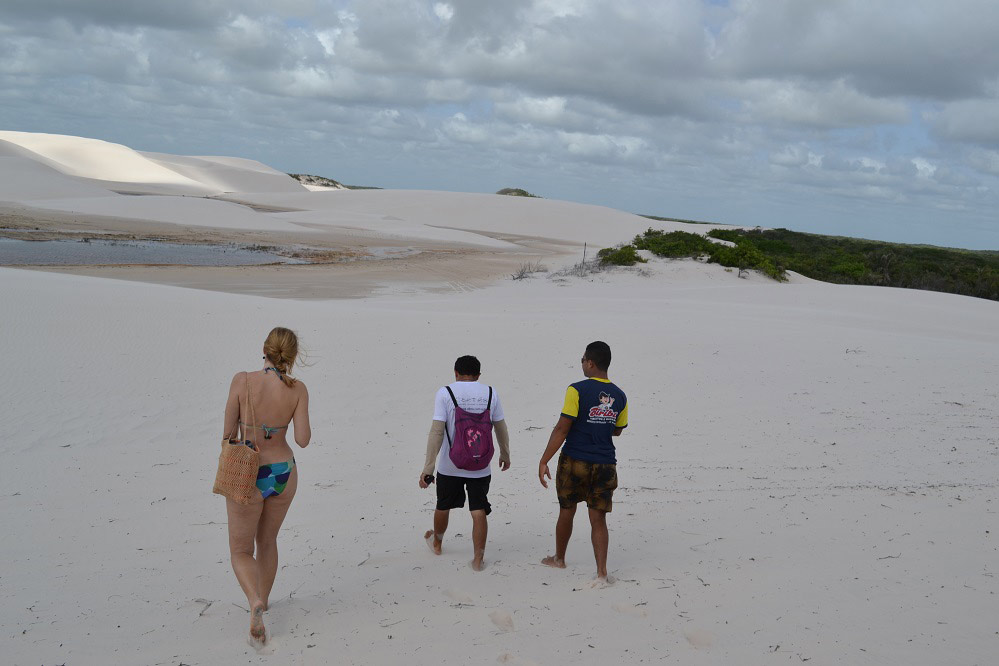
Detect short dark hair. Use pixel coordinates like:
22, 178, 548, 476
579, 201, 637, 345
584, 341, 611, 371
454, 355, 481, 376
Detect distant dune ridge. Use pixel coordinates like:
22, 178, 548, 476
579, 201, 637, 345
0, 130, 732, 247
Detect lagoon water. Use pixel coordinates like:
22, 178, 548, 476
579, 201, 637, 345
0, 238, 304, 266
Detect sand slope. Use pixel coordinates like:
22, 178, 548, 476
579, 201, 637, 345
2, 260, 997, 665
3, 130, 996, 665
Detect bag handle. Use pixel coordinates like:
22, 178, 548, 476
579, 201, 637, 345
243, 372, 258, 451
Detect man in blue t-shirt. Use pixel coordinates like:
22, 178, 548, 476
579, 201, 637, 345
538, 341, 628, 582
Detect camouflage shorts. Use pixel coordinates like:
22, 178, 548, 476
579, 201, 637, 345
555, 452, 618, 512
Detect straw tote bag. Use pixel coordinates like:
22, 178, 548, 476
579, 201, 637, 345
212, 373, 260, 504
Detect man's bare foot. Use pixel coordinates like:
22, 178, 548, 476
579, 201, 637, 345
471, 553, 485, 571
249, 601, 266, 645
424, 530, 442, 555
541, 555, 566, 568
588, 574, 617, 588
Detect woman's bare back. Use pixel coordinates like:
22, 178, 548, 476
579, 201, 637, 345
224, 369, 311, 464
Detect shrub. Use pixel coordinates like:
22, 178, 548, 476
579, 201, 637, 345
598, 245, 647, 266
631, 228, 786, 281
633, 229, 714, 257
496, 188, 540, 198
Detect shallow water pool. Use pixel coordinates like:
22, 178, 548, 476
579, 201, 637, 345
0, 238, 306, 266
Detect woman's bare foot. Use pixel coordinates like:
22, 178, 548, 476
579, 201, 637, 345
249, 601, 266, 645
541, 555, 566, 568
424, 530, 442, 555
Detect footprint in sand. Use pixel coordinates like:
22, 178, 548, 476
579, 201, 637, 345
497, 654, 540, 665
247, 634, 278, 655
489, 609, 514, 632
684, 628, 713, 649
611, 602, 648, 617
586, 575, 617, 589
444, 588, 475, 604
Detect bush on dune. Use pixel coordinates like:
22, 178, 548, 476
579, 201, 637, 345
619, 228, 787, 281
597, 245, 647, 266
496, 188, 541, 198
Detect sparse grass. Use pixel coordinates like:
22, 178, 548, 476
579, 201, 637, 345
548, 259, 606, 280
511, 260, 548, 280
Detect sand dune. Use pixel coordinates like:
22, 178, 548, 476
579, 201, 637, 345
0, 131, 208, 188
0, 131, 718, 252
3, 263, 997, 665
1, 131, 996, 665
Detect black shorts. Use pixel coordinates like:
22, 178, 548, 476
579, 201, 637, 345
436, 473, 492, 515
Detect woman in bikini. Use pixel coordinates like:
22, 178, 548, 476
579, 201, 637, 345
221, 327, 311, 645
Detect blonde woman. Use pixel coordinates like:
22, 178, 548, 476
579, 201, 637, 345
221, 327, 311, 645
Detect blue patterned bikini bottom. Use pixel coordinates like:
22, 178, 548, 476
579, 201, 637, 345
256, 458, 296, 499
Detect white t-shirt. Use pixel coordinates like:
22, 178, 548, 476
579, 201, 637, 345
433, 381, 505, 478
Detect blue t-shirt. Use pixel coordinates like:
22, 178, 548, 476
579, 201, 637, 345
560, 378, 628, 464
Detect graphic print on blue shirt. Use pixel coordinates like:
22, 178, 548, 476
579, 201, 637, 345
561, 378, 628, 464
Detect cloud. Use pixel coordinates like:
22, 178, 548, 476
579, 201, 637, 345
0, 0, 998, 247
928, 98, 999, 144
738, 78, 909, 128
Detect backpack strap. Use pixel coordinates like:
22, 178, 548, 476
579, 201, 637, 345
445, 385, 459, 407
443, 386, 457, 447
487, 386, 492, 410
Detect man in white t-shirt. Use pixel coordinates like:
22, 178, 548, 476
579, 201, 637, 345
419, 355, 511, 571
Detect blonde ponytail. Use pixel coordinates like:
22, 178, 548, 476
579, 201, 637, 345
263, 327, 299, 387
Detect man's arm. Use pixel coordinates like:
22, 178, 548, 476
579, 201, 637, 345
538, 415, 573, 488
613, 427, 624, 436
419, 420, 446, 488
494, 419, 511, 471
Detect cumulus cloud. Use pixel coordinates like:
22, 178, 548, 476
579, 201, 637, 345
0, 0, 997, 247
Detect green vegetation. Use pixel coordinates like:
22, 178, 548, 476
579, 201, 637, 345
706, 228, 999, 300
600, 229, 785, 280
603, 226, 999, 299
597, 245, 647, 266
496, 188, 541, 198
632, 229, 715, 257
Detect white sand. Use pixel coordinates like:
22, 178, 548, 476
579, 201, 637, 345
2, 132, 997, 665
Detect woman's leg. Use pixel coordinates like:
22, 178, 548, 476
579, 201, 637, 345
226, 497, 267, 641
256, 466, 298, 609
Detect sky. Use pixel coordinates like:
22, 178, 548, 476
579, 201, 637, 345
2, 1, 999, 249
